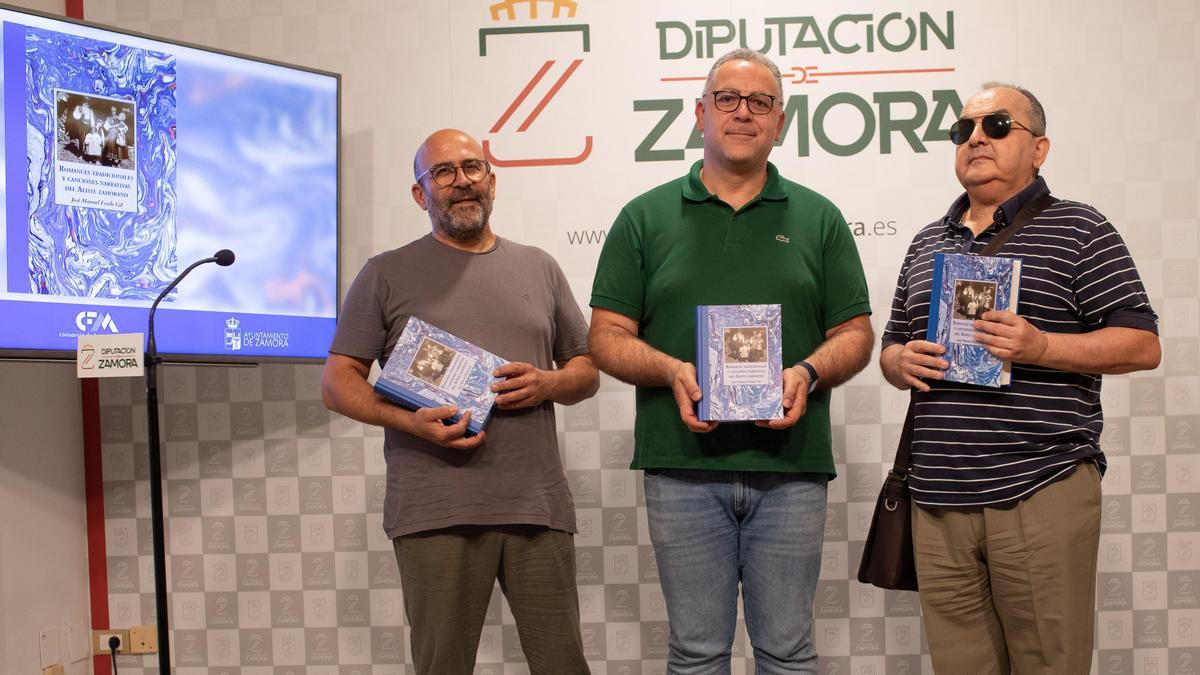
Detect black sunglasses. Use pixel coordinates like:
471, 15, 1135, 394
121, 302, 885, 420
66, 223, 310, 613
948, 113, 1037, 145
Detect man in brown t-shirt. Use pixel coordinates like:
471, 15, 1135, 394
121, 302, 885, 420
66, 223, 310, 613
322, 129, 598, 674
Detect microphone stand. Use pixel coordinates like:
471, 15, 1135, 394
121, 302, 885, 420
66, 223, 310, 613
143, 252, 232, 674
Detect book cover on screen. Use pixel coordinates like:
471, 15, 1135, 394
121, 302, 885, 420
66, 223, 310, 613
18, 24, 178, 302
374, 318, 507, 436
695, 304, 783, 422
926, 252, 1023, 388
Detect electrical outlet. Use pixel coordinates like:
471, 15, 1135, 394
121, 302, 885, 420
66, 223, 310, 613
128, 625, 157, 654
91, 628, 129, 655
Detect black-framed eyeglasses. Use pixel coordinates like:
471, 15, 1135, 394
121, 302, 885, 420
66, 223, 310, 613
948, 113, 1037, 145
416, 159, 491, 187
708, 90, 778, 116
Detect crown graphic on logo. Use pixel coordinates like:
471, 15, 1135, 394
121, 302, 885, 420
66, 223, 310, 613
490, 0, 577, 20
226, 317, 240, 330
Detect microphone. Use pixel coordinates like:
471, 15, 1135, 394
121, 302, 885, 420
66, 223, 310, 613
146, 250, 236, 359
140, 248, 234, 675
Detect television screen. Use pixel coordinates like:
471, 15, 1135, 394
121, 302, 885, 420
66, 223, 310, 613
0, 5, 339, 361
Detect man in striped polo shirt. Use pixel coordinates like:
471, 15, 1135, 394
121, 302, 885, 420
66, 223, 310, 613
880, 83, 1161, 674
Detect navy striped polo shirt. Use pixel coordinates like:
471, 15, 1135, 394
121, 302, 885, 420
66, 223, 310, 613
882, 176, 1159, 508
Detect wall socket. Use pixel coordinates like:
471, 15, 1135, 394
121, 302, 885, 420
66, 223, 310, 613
91, 628, 128, 655
128, 625, 158, 654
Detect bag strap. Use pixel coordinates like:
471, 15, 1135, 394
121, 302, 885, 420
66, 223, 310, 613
892, 395, 916, 475
892, 192, 1057, 474
978, 193, 1056, 257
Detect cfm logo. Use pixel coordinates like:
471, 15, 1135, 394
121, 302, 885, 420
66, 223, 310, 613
75, 310, 118, 333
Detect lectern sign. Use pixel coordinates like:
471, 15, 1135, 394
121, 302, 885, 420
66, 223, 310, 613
77, 333, 143, 378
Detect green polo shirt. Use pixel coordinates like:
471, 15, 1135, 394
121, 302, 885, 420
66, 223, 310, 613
590, 160, 871, 474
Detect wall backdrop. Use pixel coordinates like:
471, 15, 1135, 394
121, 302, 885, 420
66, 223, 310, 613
84, 0, 1199, 673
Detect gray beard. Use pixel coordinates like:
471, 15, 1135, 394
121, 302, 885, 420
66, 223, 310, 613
433, 201, 490, 242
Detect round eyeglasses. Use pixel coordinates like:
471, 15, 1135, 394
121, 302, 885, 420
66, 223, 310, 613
708, 90, 778, 116
416, 159, 491, 187
948, 113, 1037, 145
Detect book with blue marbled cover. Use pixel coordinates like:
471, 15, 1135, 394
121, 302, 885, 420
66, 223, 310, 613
23, 24, 179, 301
374, 318, 507, 436
695, 304, 783, 422
926, 252, 1022, 388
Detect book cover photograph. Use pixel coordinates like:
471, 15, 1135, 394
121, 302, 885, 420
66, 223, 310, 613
926, 252, 1023, 388
374, 318, 507, 436
15, 23, 177, 301
695, 304, 783, 422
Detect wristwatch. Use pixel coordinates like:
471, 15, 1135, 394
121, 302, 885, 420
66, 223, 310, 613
796, 360, 819, 394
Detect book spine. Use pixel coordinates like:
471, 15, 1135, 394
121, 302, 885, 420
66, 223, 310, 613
1008, 260, 1022, 312
465, 414, 483, 437
925, 252, 946, 343
768, 305, 783, 419
373, 379, 441, 415
696, 305, 710, 421
999, 259, 1023, 386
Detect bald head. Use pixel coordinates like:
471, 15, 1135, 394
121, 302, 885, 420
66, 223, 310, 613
978, 82, 1045, 136
413, 129, 484, 180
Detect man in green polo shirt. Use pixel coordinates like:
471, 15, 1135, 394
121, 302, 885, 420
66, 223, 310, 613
588, 48, 873, 672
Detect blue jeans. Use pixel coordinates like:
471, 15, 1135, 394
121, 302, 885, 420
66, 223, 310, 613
644, 469, 828, 675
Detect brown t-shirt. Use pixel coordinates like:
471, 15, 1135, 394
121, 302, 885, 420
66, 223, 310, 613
330, 234, 588, 537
